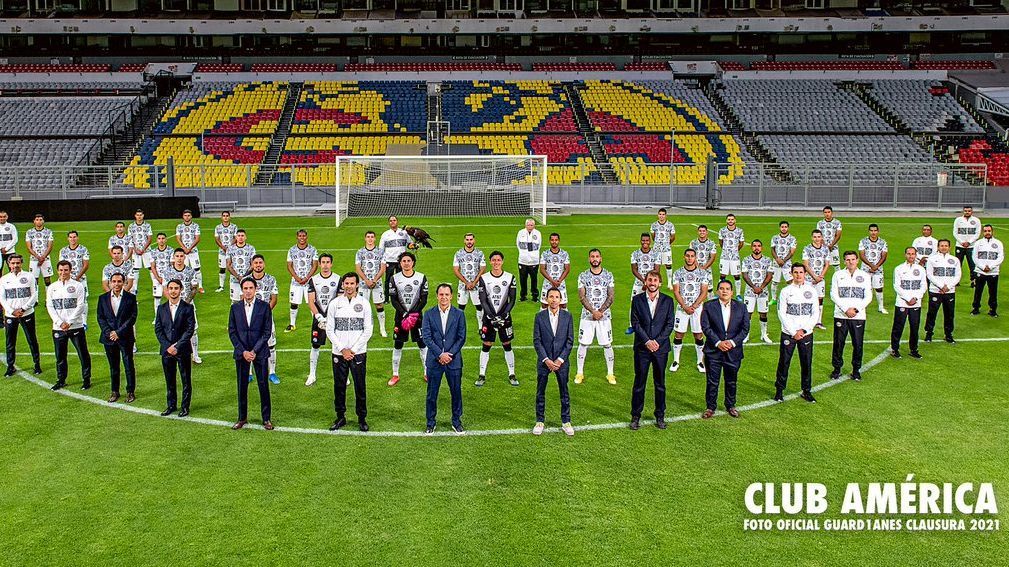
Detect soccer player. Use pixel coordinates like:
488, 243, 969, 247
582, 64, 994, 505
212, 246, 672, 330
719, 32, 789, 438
829, 251, 873, 382
954, 205, 982, 287
0, 210, 17, 275
24, 213, 54, 288
817, 206, 843, 268
891, 247, 927, 359
650, 208, 676, 288
213, 211, 239, 293
627, 232, 658, 334
127, 209, 153, 295
355, 230, 387, 337
0, 254, 42, 376
516, 218, 542, 302
741, 240, 774, 344
574, 249, 616, 384
59, 231, 90, 321
453, 232, 486, 326
924, 239, 961, 343
669, 249, 709, 373
718, 214, 745, 298
325, 272, 373, 432
175, 209, 203, 290
380, 215, 412, 299
801, 229, 831, 330
149, 233, 174, 317
388, 252, 429, 386
225, 229, 256, 303
539, 232, 571, 310
248, 254, 280, 384
108, 222, 131, 260
306, 253, 342, 386
46, 260, 91, 391
102, 245, 134, 293
689, 224, 718, 290
162, 248, 202, 364
912, 224, 937, 267
769, 220, 797, 300
971, 224, 1002, 318
476, 251, 518, 387
285, 228, 319, 332
774, 263, 820, 403
858, 223, 889, 314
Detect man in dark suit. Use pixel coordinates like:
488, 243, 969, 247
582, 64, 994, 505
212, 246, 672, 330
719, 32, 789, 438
97, 272, 138, 403
420, 283, 466, 435
532, 287, 575, 436
700, 279, 750, 419
228, 277, 275, 430
629, 270, 676, 430
154, 279, 195, 417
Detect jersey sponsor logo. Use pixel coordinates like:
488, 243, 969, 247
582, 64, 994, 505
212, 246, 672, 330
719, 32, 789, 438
4, 287, 32, 299
333, 317, 365, 331
900, 280, 922, 290
838, 286, 865, 299
786, 303, 814, 316
52, 297, 78, 309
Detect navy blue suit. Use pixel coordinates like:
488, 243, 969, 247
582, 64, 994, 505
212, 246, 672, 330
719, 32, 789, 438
630, 291, 676, 420
700, 298, 749, 411
421, 305, 466, 428
97, 290, 138, 395
154, 300, 195, 412
228, 299, 274, 422
533, 307, 574, 423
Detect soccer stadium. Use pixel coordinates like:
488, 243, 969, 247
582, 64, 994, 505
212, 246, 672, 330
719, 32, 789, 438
0, 2, 1007, 565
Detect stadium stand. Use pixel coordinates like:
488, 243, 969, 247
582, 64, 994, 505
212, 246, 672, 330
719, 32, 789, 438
0, 97, 137, 135
864, 80, 984, 133
531, 63, 617, 71
344, 63, 521, 72
579, 80, 730, 132
0, 139, 108, 190
719, 79, 894, 132
757, 134, 938, 184
750, 61, 903, 71
441, 80, 575, 133
958, 138, 1009, 186
0, 63, 110, 73
912, 60, 997, 70
195, 63, 244, 73
717, 61, 747, 71
0, 81, 145, 93
624, 62, 669, 71
292, 81, 427, 134
251, 63, 339, 73
117, 63, 147, 73
151, 82, 286, 135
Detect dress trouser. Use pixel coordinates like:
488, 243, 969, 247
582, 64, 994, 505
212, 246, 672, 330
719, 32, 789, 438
104, 341, 136, 393
705, 355, 740, 411
631, 349, 668, 420
890, 307, 921, 355
426, 364, 463, 428
4, 313, 41, 370
831, 318, 865, 373
162, 354, 192, 411
775, 332, 813, 392
518, 264, 539, 301
972, 274, 999, 313
53, 326, 91, 385
535, 362, 570, 423
333, 353, 367, 421
236, 356, 270, 422
924, 292, 955, 339
955, 247, 976, 284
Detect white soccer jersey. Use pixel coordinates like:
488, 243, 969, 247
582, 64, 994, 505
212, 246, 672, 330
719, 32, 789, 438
308, 272, 341, 314
741, 255, 774, 296
226, 244, 257, 283
150, 247, 174, 281
650, 220, 676, 252
25, 227, 54, 258
163, 264, 198, 303
893, 263, 927, 308
391, 271, 428, 312
830, 268, 873, 320
287, 244, 318, 279
479, 271, 516, 316
59, 245, 90, 280
453, 248, 486, 283
770, 233, 797, 263
973, 237, 1004, 276
912, 236, 938, 263
924, 253, 962, 294
817, 218, 842, 248
380, 229, 411, 263
252, 273, 279, 303
778, 282, 820, 336
689, 238, 718, 268
128, 222, 153, 252
718, 226, 745, 261
630, 248, 659, 277
175, 221, 201, 250
953, 215, 982, 248
102, 260, 134, 283
577, 268, 614, 321
673, 266, 708, 306
0, 270, 38, 316
540, 248, 570, 282
108, 233, 131, 253
802, 244, 830, 278
0, 222, 17, 254
214, 223, 239, 253
355, 246, 385, 280
858, 237, 888, 271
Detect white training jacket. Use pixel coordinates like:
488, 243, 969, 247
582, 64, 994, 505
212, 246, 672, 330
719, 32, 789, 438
972, 237, 1004, 276
325, 292, 373, 355
0, 270, 38, 316
777, 282, 821, 337
924, 253, 962, 294
830, 268, 873, 321
892, 262, 928, 309
46, 278, 87, 330
953, 215, 982, 248
515, 228, 542, 266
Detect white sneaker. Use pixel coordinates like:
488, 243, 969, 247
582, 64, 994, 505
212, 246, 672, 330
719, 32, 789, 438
879, 307, 889, 314
669, 361, 680, 372
379, 327, 388, 338
533, 422, 545, 435
697, 360, 706, 373
561, 422, 575, 437
761, 335, 773, 344
305, 374, 316, 386
192, 355, 203, 365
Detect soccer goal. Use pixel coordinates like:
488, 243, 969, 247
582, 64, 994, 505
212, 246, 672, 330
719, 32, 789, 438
334, 155, 548, 227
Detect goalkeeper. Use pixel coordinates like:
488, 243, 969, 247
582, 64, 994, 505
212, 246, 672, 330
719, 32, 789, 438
476, 251, 518, 387
388, 252, 429, 387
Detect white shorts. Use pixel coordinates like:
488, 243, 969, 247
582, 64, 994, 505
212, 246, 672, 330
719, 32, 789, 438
457, 283, 480, 307
868, 270, 884, 289
828, 247, 840, 266
773, 264, 792, 283
656, 250, 672, 266
217, 251, 229, 269
29, 257, 53, 278
362, 282, 385, 304
290, 280, 310, 304
631, 280, 644, 296
230, 280, 242, 302
806, 277, 826, 298
540, 281, 568, 304
185, 250, 201, 270
674, 306, 703, 334
268, 320, 277, 348
578, 318, 613, 346
132, 251, 152, 269
153, 278, 164, 298
719, 258, 741, 276
744, 293, 769, 313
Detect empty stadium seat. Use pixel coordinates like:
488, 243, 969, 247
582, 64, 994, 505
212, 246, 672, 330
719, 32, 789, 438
865, 80, 984, 134
251, 63, 339, 73
531, 63, 617, 71
913, 60, 996, 71
751, 61, 903, 71
0, 64, 111, 73
195, 63, 245, 73
344, 63, 521, 72
624, 62, 669, 72
293, 81, 426, 134
441, 80, 576, 133
153, 82, 286, 135
720, 79, 893, 132
580, 80, 728, 133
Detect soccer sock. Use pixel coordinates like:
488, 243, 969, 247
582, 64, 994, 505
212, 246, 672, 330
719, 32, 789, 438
503, 343, 515, 375
479, 345, 491, 375
191, 332, 199, 357
695, 338, 704, 363
666, 267, 674, 286
760, 319, 768, 337
475, 307, 483, 325
603, 345, 614, 375
392, 346, 403, 375
195, 268, 203, 288
734, 276, 742, 296
376, 308, 386, 332
419, 346, 428, 370
876, 290, 885, 310
153, 297, 159, 316
269, 346, 276, 375
218, 269, 225, 288
770, 281, 778, 297
290, 305, 298, 327
673, 338, 683, 363
818, 301, 824, 324
576, 344, 588, 375
309, 347, 320, 376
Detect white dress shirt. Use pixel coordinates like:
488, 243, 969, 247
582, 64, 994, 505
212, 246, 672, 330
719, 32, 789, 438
244, 299, 255, 325
719, 299, 735, 347
439, 305, 450, 333
646, 292, 659, 317
169, 300, 180, 321
548, 308, 559, 335
110, 291, 122, 316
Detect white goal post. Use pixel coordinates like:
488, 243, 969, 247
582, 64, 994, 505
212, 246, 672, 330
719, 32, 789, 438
334, 155, 548, 227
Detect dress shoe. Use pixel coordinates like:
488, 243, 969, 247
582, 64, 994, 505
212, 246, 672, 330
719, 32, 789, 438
701, 409, 715, 419
330, 417, 347, 431
126, 392, 136, 403
655, 418, 667, 430
160, 407, 176, 416
80, 382, 91, 391
990, 311, 999, 318
830, 369, 841, 380
263, 421, 274, 431
33, 365, 42, 375
909, 352, 923, 359
851, 372, 862, 382
232, 420, 246, 430
51, 381, 66, 391
178, 409, 189, 418
923, 334, 933, 343
945, 336, 956, 344
727, 407, 740, 418
629, 418, 640, 430
108, 392, 120, 403
359, 421, 369, 432
800, 391, 817, 403
970, 309, 980, 315
773, 390, 784, 402
3, 369, 15, 377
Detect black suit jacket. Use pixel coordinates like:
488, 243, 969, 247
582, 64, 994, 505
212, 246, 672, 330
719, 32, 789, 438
630, 292, 676, 354
228, 299, 273, 361
97, 291, 138, 347
701, 298, 749, 364
533, 308, 574, 364
154, 301, 195, 357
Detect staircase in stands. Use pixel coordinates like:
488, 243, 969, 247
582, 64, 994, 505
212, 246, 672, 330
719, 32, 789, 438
703, 83, 793, 183
565, 82, 618, 184
255, 81, 303, 186
97, 94, 173, 167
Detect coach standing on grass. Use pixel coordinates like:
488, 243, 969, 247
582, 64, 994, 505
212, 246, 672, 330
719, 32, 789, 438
46, 260, 91, 391
971, 224, 1002, 318
326, 272, 373, 432
774, 264, 820, 403
924, 239, 961, 343
890, 247, 927, 360
829, 251, 873, 382
1, 254, 42, 376
532, 287, 574, 436
700, 280, 749, 419
228, 277, 274, 430
155, 280, 195, 417
97, 273, 138, 403
629, 271, 675, 430
421, 283, 466, 435
515, 218, 542, 302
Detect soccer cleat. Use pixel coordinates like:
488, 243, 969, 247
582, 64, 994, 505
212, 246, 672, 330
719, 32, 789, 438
735, 295, 743, 302
269, 374, 280, 385
509, 375, 519, 387
923, 335, 933, 343
761, 335, 773, 344
379, 327, 388, 338
192, 355, 202, 365
533, 422, 545, 436
562, 423, 575, 437
285, 324, 296, 333
475, 375, 486, 387
773, 390, 784, 402
742, 335, 750, 344
33, 365, 42, 375
669, 361, 680, 372
990, 311, 999, 318
574, 374, 584, 384
625, 327, 634, 335
388, 375, 400, 387
305, 374, 316, 386
50, 381, 66, 391
800, 391, 816, 403
814, 323, 827, 331
215, 287, 224, 293
879, 307, 889, 315
970, 309, 980, 316
945, 336, 956, 344
606, 374, 617, 385
696, 361, 706, 373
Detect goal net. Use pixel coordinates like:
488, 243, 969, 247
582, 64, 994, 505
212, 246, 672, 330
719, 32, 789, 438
334, 155, 548, 226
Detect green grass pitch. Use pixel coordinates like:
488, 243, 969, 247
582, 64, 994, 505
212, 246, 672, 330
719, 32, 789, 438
1, 212, 1006, 565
